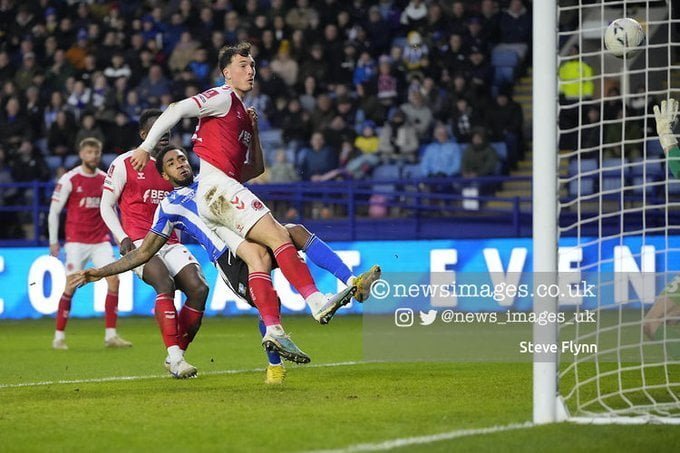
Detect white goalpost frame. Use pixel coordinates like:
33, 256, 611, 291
532, 0, 559, 424
534, 0, 680, 425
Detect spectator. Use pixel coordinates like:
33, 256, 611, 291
462, 128, 498, 178
298, 44, 328, 87
497, 0, 531, 60
0, 146, 18, 207
0, 97, 31, 147
467, 47, 493, 91
480, 0, 501, 44
346, 121, 381, 179
400, 89, 434, 140
168, 32, 199, 74
421, 124, 463, 177
378, 108, 419, 163
66, 79, 91, 119
310, 94, 336, 132
90, 74, 110, 114
375, 55, 400, 106
256, 60, 288, 100
402, 31, 429, 74
104, 52, 132, 84
400, 0, 428, 30
186, 48, 211, 88
44, 91, 66, 130
299, 76, 318, 113
47, 110, 77, 158
450, 97, 481, 143
353, 51, 377, 87
280, 98, 310, 149
365, 6, 392, 56
438, 33, 467, 75
268, 149, 300, 183
559, 46, 594, 102
465, 17, 490, 56
137, 64, 171, 105
74, 112, 105, 150
11, 140, 50, 182
299, 132, 339, 181
485, 91, 524, 167
106, 112, 137, 155
25, 86, 44, 138
244, 81, 273, 130
580, 106, 601, 159
65, 28, 91, 70
286, 0, 319, 31
270, 40, 299, 87
0, 51, 15, 82
14, 52, 40, 91
46, 49, 75, 90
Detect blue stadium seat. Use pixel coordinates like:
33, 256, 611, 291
64, 155, 80, 169
491, 142, 508, 161
402, 164, 423, 179
601, 158, 627, 194
645, 139, 664, 157
630, 158, 664, 195
101, 153, 117, 169
491, 49, 519, 87
371, 164, 401, 194
568, 158, 598, 196
46, 156, 63, 172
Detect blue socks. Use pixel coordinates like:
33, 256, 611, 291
303, 234, 353, 284
258, 318, 282, 365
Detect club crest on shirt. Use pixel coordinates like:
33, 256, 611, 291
251, 200, 263, 211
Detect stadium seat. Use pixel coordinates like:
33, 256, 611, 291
645, 139, 664, 157
46, 156, 63, 172
491, 142, 508, 162
568, 158, 598, 196
371, 164, 401, 194
491, 48, 519, 87
402, 164, 423, 179
630, 158, 664, 195
64, 155, 80, 169
101, 153, 117, 169
601, 158, 628, 194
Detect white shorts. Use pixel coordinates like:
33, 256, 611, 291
131, 240, 198, 279
64, 242, 116, 275
196, 163, 270, 239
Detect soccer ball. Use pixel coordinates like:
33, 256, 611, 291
604, 18, 645, 58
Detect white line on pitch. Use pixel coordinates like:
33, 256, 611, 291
0, 360, 377, 390
307, 422, 535, 452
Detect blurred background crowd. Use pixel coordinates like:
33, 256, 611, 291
0, 0, 533, 235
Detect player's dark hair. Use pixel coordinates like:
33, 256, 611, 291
218, 42, 252, 73
155, 145, 188, 175
139, 108, 163, 133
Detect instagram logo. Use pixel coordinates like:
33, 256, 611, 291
394, 308, 414, 327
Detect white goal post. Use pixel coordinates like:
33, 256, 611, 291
533, 0, 680, 424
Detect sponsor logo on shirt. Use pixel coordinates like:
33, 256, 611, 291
78, 196, 101, 209
238, 129, 252, 148
143, 189, 170, 204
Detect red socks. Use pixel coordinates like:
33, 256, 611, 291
248, 272, 281, 326
273, 242, 318, 299
154, 293, 179, 348
178, 305, 204, 351
104, 291, 118, 329
55, 292, 73, 331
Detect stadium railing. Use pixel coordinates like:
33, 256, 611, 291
0, 177, 534, 245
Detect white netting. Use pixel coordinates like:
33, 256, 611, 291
556, 0, 680, 421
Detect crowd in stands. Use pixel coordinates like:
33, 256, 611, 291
0, 0, 532, 234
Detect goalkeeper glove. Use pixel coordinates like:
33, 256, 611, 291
653, 98, 679, 151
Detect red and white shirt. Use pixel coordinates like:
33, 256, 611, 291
191, 85, 254, 182
103, 151, 178, 243
50, 167, 110, 244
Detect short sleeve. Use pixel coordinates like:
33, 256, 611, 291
191, 87, 232, 118
149, 203, 174, 238
103, 155, 127, 199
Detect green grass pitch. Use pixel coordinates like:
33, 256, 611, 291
1, 315, 679, 452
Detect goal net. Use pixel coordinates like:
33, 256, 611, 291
536, 0, 680, 423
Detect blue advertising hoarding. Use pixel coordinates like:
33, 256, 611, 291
0, 236, 677, 319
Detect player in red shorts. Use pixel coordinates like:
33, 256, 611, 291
130, 42, 354, 330
49, 138, 131, 350
101, 109, 209, 378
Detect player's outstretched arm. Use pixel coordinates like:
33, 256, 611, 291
71, 232, 167, 288
654, 98, 680, 178
48, 175, 71, 256
130, 98, 201, 171
241, 107, 266, 182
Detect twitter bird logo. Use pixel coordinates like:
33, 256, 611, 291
419, 310, 437, 326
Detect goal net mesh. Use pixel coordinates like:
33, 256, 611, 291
556, 0, 680, 421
